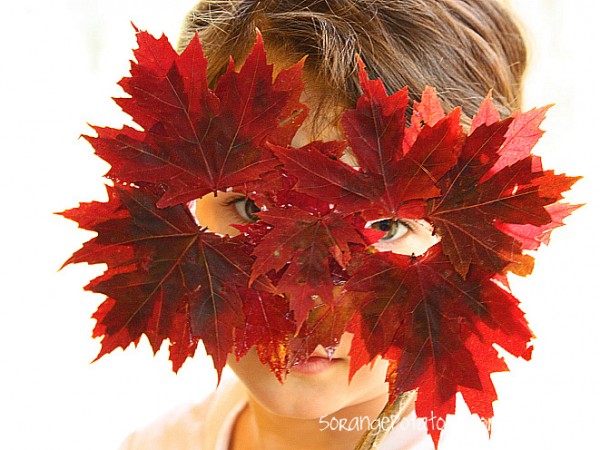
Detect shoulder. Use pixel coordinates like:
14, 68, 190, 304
119, 379, 247, 450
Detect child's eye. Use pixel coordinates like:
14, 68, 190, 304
230, 197, 260, 223
367, 218, 410, 241
368, 218, 439, 256
193, 192, 261, 237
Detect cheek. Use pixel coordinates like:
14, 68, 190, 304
374, 232, 439, 256
194, 192, 242, 236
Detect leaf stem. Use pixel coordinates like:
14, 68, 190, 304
353, 390, 417, 450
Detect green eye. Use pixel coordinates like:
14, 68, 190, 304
368, 218, 410, 241
233, 198, 260, 222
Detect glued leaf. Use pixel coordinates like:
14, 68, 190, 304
345, 246, 532, 446
91, 31, 305, 208
63, 184, 254, 379
251, 205, 365, 329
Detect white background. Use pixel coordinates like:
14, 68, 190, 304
1, 1, 598, 449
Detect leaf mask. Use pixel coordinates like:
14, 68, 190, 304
61, 29, 580, 447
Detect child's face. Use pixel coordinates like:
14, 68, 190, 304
194, 88, 438, 418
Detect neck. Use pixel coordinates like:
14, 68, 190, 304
229, 391, 390, 450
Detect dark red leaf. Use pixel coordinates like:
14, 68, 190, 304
63, 184, 255, 379
90, 31, 305, 208
345, 245, 533, 446
250, 206, 365, 329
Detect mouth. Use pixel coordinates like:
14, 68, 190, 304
288, 347, 345, 375
289, 356, 342, 375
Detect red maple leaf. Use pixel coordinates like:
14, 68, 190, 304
428, 100, 581, 277
232, 288, 295, 381
89, 30, 305, 208
287, 271, 358, 366
403, 85, 448, 149
249, 203, 366, 330
276, 81, 579, 279
344, 245, 533, 446
61, 183, 264, 379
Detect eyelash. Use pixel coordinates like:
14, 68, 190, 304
222, 195, 246, 207
221, 195, 260, 223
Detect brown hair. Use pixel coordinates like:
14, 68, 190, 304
178, 0, 527, 126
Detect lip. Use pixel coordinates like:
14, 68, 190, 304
289, 355, 342, 375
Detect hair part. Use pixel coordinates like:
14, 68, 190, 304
178, 0, 528, 128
